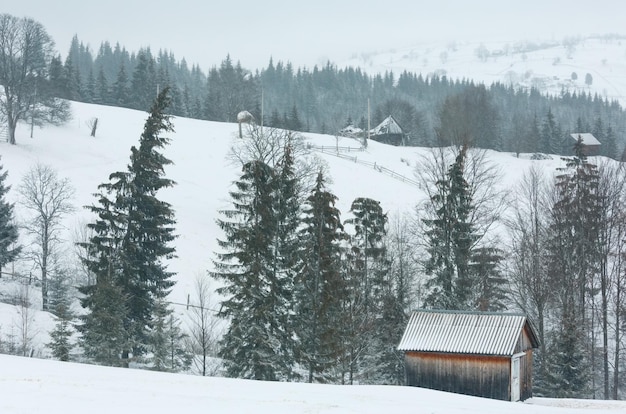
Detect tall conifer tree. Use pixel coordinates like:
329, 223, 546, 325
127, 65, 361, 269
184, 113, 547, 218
343, 197, 389, 383
544, 137, 599, 397
79, 88, 177, 364
423, 145, 477, 310
0, 159, 20, 276
213, 159, 291, 380
294, 170, 346, 383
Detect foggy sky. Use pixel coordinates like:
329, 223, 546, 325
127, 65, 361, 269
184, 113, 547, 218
3, 0, 625, 71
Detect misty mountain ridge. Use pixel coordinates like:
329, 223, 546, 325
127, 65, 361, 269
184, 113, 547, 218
341, 34, 626, 106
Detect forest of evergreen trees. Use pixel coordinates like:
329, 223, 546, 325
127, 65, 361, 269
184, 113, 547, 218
55, 35, 625, 159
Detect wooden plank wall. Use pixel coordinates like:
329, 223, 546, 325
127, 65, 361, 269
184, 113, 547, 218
405, 352, 511, 401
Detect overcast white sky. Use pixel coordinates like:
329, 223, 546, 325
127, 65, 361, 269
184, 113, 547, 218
4, 1, 626, 71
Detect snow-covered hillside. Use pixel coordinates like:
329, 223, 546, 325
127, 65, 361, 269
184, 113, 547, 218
341, 35, 626, 106
0, 102, 432, 305
2, 353, 626, 413
2, 100, 621, 412
0, 100, 572, 309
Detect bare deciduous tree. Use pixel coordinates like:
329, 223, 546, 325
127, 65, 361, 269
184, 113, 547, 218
414, 145, 507, 247
186, 274, 222, 376
0, 14, 70, 145
13, 282, 36, 356
18, 164, 74, 311
229, 124, 321, 198
595, 160, 626, 398
505, 166, 553, 370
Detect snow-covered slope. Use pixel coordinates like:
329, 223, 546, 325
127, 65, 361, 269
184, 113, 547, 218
1, 101, 573, 337
2, 353, 625, 413
0, 98, 623, 413
341, 35, 626, 106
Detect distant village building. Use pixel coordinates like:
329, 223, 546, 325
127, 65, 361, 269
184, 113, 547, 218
569, 132, 601, 156
339, 124, 364, 139
369, 115, 405, 146
398, 310, 540, 402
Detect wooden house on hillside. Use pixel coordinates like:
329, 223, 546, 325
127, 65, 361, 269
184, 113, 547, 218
370, 115, 405, 146
569, 132, 601, 156
398, 310, 540, 402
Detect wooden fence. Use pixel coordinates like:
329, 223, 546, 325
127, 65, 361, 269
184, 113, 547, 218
308, 144, 419, 187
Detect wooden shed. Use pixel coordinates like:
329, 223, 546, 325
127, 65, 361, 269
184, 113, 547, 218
369, 115, 405, 146
398, 310, 540, 402
569, 132, 601, 156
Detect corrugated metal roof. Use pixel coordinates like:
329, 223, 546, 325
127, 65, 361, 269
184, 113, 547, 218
397, 310, 535, 356
570, 132, 601, 146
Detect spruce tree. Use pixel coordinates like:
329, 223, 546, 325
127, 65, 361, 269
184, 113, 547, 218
79, 275, 130, 366
112, 63, 130, 107
131, 51, 157, 110
0, 160, 20, 276
343, 197, 389, 383
294, 170, 346, 383
79, 88, 177, 364
368, 277, 406, 384
95, 66, 109, 105
423, 145, 477, 310
604, 124, 617, 160
47, 301, 74, 361
147, 300, 191, 372
270, 141, 301, 374
540, 109, 558, 154
470, 247, 507, 311
544, 137, 600, 396
213, 159, 290, 380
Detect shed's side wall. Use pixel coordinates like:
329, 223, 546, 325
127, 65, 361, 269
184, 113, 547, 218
514, 328, 534, 354
513, 328, 535, 401
520, 351, 533, 401
404, 352, 510, 401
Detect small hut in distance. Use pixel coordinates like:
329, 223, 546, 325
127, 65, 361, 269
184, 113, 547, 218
370, 115, 405, 146
569, 132, 601, 156
398, 310, 540, 402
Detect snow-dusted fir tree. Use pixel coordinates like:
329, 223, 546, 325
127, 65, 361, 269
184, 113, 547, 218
270, 141, 302, 374
213, 159, 293, 380
342, 197, 389, 383
0, 159, 20, 276
79, 88, 177, 365
422, 144, 477, 310
79, 275, 130, 366
543, 137, 599, 397
470, 247, 507, 311
294, 170, 346, 383
147, 299, 191, 373
47, 300, 74, 362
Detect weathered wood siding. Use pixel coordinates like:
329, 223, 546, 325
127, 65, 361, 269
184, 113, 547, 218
514, 326, 534, 354
405, 352, 510, 400
371, 133, 404, 146
519, 351, 533, 401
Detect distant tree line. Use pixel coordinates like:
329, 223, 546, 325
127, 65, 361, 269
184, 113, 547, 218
50, 35, 625, 159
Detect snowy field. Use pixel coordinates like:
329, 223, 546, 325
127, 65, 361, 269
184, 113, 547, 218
340, 36, 626, 107
0, 100, 571, 307
0, 100, 621, 412
2, 354, 626, 414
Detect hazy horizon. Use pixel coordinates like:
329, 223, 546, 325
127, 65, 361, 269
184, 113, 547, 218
4, 1, 626, 71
